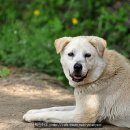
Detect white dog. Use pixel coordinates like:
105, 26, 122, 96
23, 36, 130, 128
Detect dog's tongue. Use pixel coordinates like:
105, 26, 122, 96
73, 75, 82, 80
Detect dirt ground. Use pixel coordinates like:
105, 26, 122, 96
0, 68, 129, 130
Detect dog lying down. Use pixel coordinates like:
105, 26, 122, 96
23, 36, 130, 128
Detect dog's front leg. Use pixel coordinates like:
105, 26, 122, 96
23, 110, 78, 123
23, 109, 97, 123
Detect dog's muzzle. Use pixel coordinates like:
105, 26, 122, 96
69, 63, 88, 82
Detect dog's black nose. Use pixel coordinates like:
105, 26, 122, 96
74, 63, 82, 72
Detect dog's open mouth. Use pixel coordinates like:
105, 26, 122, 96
69, 72, 88, 82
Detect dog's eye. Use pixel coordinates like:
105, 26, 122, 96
68, 52, 74, 57
84, 53, 91, 58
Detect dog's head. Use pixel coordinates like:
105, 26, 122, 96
54, 36, 106, 87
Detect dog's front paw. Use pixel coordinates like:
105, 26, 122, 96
23, 113, 33, 122
23, 112, 48, 122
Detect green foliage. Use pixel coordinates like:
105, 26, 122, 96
0, 0, 130, 84
0, 67, 10, 77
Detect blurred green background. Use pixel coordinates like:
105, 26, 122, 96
0, 0, 130, 84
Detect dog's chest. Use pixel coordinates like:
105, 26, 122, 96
74, 85, 101, 112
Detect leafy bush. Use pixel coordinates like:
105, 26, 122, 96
0, 0, 130, 84
0, 67, 10, 77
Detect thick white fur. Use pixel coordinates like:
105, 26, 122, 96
23, 36, 130, 128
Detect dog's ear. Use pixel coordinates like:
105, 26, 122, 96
54, 37, 72, 54
88, 36, 107, 57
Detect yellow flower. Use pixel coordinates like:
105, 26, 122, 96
33, 9, 40, 16
72, 18, 78, 25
